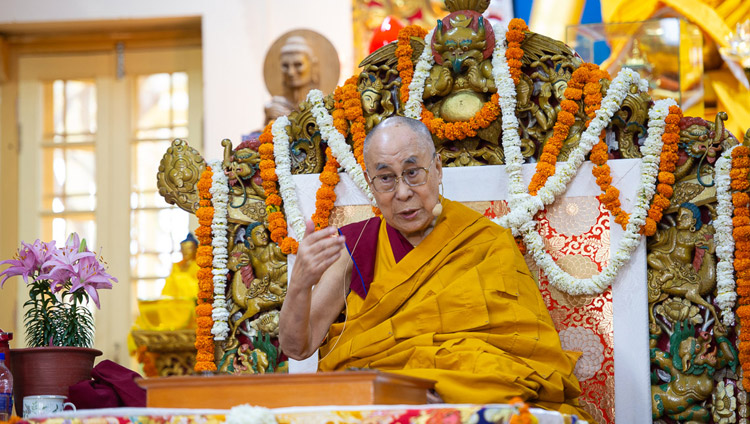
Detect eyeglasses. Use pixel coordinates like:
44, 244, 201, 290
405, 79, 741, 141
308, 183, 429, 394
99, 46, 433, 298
368, 155, 436, 193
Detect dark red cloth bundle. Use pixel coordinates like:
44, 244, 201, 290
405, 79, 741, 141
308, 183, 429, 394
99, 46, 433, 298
68, 360, 146, 408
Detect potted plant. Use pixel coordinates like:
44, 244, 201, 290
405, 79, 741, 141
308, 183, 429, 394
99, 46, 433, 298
0, 233, 118, 413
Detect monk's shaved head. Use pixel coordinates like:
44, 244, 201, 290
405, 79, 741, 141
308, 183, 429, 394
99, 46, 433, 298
363, 116, 435, 168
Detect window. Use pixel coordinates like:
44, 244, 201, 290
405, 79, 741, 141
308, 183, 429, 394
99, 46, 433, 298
41, 80, 98, 246
131, 72, 192, 300
18, 47, 202, 363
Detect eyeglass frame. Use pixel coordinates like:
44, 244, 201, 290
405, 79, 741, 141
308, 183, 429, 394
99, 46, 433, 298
366, 153, 439, 193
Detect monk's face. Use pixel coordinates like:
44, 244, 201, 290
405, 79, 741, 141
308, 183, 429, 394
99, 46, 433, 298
364, 124, 442, 243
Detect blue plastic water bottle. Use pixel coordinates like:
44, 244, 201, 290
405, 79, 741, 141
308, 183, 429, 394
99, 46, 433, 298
0, 352, 12, 420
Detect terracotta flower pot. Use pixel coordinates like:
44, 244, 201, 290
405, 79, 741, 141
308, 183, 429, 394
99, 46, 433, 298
9, 346, 102, 415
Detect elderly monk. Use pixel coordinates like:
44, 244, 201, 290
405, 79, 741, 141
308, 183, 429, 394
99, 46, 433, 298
279, 116, 589, 419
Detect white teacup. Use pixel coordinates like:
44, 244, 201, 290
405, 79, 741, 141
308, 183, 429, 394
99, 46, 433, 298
23, 395, 76, 418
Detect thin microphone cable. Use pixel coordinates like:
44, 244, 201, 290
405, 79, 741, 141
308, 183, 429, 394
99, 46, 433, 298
317, 217, 372, 363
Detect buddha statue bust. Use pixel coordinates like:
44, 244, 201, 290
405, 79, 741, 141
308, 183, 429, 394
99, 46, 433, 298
262, 30, 339, 125
279, 35, 320, 105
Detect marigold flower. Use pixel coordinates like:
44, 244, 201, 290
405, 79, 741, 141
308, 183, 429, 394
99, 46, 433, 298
195, 226, 211, 238
266, 194, 282, 207
564, 87, 583, 100
734, 192, 750, 206
196, 303, 213, 317
196, 316, 213, 328
656, 183, 673, 198
614, 212, 629, 226
642, 219, 657, 236
662, 133, 680, 144
260, 169, 278, 182
198, 280, 212, 292
197, 268, 212, 280
647, 207, 664, 222
197, 291, 213, 302
736, 258, 750, 272
196, 326, 212, 337
271, 228, 288, 242
596, 174, 613, 186
258, 143, 274, 156
506, 47, 524, 60
196, 352, 215, 363
196, 256, 212, 268
731, 180, 750, 191
735, 226, 750, 239
583, 83, 601, 96
657, 172, 675, 185
281, 237, 299, 254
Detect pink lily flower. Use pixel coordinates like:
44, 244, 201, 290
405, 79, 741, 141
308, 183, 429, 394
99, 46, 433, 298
68, 254, 118, 309
0, 240, 57, 287
38, 234, 94, 292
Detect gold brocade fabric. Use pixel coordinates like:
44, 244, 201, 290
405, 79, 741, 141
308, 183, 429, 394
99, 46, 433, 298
318, 200, 590, 420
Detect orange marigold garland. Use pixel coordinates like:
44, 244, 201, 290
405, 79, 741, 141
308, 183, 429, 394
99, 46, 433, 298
394, 22, 524, 141
420, 93, 501, 141
312, 147, 340, 229
259, 122, 299, 254
528, 63, 590, 195
731, 145, 750, 390
642, 105, 683, 236
396, 25, 429, 104
582, 64, 630, 228
136, 345, 159, 377
340, 76, 368, 170
194, 165, 216, 372
311, 75, 377, 231
506, 19, 529, 85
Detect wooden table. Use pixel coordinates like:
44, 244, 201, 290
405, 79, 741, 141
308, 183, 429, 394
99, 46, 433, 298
137, 371, 436, 408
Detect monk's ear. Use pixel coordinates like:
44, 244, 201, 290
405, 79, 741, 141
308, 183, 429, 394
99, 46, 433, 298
435, 153, 443, 179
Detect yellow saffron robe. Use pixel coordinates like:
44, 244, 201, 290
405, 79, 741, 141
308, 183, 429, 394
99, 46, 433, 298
319, 200, 588, 418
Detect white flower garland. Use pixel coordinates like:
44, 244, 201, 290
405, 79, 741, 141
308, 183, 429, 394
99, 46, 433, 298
208, 160, 231, 340
476, 19, 667, 295
715, 146, 740, 326
272, 116, 307, 240
226, 405, 276, 424
494, 64, 649, 233
268, 22, 719, 299
403, 29, 435, 119
306, 89, 376, 206
522, 99, 673, 294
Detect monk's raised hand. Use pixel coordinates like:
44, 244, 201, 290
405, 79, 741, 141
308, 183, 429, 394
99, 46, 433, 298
293, 219, 346, 289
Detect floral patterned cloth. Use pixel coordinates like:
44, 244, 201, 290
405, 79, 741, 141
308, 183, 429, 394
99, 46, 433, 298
16, 405, 579, 424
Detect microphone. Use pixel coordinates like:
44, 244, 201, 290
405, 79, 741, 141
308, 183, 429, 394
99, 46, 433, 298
432, 201, 443, 218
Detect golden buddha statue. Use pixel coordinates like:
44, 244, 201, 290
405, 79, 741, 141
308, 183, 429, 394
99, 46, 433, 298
161, 233, 200, 300
133, 234, 200, 332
